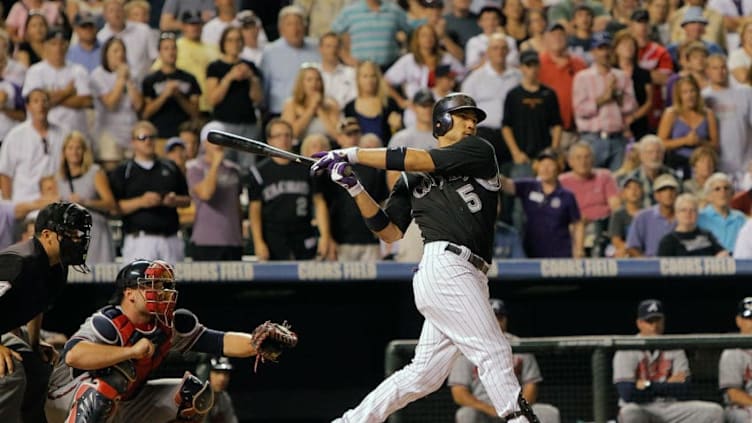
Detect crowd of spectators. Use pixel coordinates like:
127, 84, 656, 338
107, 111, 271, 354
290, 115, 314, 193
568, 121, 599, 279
2, 0, 752, 263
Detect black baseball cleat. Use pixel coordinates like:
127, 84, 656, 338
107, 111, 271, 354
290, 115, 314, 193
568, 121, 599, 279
499, 394, 540, 423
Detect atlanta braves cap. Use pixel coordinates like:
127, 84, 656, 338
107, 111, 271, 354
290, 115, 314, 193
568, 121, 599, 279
638, 299, 664, 320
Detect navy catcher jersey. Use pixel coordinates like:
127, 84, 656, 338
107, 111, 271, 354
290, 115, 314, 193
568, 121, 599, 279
385, 135, 500, 263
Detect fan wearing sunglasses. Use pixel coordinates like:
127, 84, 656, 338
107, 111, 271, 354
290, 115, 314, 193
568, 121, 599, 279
107, 121, 190, 264
697, 172, 746, 254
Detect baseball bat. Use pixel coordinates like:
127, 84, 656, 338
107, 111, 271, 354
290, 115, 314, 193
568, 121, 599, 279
207, 130, 316, 164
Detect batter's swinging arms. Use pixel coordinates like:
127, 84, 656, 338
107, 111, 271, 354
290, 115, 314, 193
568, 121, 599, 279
311, 93, 538, 423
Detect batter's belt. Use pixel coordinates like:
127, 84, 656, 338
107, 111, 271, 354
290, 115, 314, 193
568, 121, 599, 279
444, 243, 490, 274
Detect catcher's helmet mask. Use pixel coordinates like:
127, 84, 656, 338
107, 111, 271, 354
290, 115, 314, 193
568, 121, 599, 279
111, 259, 178, 327
138, 260, 178, 327
432, 92, 487, 137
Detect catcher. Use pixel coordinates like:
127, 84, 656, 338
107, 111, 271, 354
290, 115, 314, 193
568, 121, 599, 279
45, 259, 297, 423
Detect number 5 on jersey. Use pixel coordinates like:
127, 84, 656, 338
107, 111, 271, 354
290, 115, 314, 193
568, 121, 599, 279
456, 184, 482, 213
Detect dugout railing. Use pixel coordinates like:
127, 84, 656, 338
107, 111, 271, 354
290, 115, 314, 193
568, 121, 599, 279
384, 334, 752, 423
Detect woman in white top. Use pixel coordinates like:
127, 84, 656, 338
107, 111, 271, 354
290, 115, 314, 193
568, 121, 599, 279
90, 36, 143, 169
728, 21, 752, 85
384, 24, 465, 127
56, 131, 117, 264
281, 65, 340, 142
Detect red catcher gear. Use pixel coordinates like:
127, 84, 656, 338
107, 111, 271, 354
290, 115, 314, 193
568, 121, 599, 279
98, 306, 173, 399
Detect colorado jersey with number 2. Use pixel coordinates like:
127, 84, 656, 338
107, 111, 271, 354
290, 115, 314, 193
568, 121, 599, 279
386, 135, 500, 263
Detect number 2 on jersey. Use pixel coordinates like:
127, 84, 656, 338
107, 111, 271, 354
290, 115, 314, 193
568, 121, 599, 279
296, 197, 308, 217
456, 184, 482, 213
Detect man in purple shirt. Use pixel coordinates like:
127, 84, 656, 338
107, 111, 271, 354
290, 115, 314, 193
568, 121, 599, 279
500, 150, 584, 258
626, 174, 678, 257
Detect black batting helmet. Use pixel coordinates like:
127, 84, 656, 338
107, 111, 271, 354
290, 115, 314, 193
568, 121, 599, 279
432, 92, 486, 137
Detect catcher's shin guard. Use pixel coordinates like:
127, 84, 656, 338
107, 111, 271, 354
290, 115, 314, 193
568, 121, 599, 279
500, 394, 540, 423
66, 361, 136, 423
64, 380, 119, 423
173, 372, 214, 422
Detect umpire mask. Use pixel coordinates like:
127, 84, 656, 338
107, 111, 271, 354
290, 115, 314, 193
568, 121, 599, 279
36, 202, 92, 273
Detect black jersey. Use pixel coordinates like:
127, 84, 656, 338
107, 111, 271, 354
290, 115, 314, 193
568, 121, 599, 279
109, 159, 189, 235
0, 238, 67, 334
248, 159, 319, 230
141, 69, 202, 137
385, 136, 500, 263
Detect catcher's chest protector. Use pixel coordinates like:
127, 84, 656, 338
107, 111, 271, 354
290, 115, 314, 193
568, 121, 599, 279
99, 306, 174, 398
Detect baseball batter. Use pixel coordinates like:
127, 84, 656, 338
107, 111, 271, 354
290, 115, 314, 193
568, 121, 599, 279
719, 297, 752, 423
311, 93, 536, 422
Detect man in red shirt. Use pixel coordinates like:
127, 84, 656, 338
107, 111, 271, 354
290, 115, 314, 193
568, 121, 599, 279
538, 21, 587, 150
560, 141, 621, 256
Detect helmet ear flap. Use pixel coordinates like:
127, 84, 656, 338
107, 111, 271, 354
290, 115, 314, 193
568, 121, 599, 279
433, 112, 453, 137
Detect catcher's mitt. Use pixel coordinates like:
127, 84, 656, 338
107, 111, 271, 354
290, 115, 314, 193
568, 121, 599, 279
250, 320, 298, 372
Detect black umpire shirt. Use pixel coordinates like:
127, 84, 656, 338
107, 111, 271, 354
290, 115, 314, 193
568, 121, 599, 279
385, 136, 500, 263
0, 238, 66, 334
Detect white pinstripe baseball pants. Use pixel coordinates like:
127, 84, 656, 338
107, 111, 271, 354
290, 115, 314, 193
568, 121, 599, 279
332, 241, 522, 423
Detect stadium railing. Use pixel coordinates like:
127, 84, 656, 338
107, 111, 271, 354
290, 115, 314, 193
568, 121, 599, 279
384, 334, 752, 423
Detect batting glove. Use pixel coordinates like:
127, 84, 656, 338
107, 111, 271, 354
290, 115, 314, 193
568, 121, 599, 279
310, 148, 359, 177
330, 162, 363, 197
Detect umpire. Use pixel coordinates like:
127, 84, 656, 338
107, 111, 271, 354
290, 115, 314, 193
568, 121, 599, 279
0, 201, 91, 423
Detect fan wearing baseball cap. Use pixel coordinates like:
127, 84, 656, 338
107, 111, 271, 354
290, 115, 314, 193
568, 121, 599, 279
666, 6, 724, 66
501, 49, 563, 180
607, 176, 644, 258
626, 173, 679, 257
613, 299, 724, 423
719, 297, 752, 422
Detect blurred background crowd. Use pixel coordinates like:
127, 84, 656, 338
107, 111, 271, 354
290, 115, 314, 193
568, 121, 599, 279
2, 0, 752, 265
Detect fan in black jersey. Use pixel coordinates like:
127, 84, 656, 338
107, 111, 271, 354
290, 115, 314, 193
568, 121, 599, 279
311, 92, 538, 423
248, 118, 333, 260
